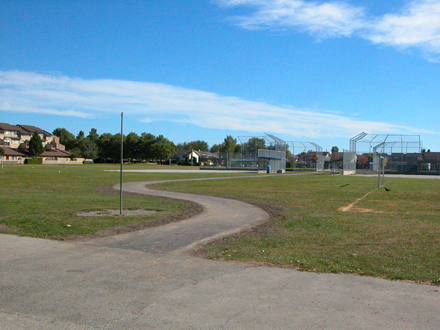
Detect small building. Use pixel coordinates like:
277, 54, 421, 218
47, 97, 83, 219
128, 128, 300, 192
171, 150, 200, 165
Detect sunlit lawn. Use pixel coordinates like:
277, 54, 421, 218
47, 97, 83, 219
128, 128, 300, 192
0, 163, 250, 238
155, 173, 440, 285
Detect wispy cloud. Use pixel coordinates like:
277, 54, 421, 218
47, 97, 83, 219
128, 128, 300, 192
216, 0, 440, 61
218, 0, 366, 37
367, 0, 440, 59
0, 71, 430, 138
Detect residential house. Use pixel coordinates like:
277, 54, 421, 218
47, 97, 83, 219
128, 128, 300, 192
0, 123, 76, 164
171, 150, 200, 165
0, 146, 26, 164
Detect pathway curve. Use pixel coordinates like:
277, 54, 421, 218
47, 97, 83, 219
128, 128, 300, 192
88, 176, 273, 253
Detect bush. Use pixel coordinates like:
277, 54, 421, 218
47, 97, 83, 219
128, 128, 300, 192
25, 158, 43, 165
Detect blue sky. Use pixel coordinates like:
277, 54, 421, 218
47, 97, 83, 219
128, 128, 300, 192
1, 0, 439, 153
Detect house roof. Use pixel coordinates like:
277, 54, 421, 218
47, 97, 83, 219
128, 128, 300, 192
41, 149, 71, 157
173, 150, 200, 156
0, 146, 26, 156
173, 150, 192, 156
17, 125, 52, 136
330, 152, 344, 161
199, 151, 220, 158
0, 123, 24, 133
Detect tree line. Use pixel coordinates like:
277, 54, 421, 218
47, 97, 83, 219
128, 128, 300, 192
52, 128, 313, 163
53, 128, 175, 162
52, 128, 275, 162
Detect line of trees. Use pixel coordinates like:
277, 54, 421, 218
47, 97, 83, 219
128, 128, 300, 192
52, 128, 296, 163
53, 128, 175, 163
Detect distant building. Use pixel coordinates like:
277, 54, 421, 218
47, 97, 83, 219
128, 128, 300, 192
0, 123, 79, 164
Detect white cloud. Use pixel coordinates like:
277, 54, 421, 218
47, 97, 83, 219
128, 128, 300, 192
0, 70, 430, 139
218, 0, 366, 37
367, 0, 440, 57
216, 0, 440, 61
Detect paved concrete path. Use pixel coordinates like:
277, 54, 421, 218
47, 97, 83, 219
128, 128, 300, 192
88, 178, 270, 253
1, 174, 440, 329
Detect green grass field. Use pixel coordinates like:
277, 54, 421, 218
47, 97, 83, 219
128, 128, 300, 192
0, 164, 247, 239
155, 173, 440, 285
1, 164, 439, 284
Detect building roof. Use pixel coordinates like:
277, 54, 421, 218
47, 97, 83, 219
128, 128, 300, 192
0, 146, 26, 156
0, 123, 24, 133
330, 152, 344, 161
17, 125, 52, 136
199, 151, 220, 158
41, 149, 71, 157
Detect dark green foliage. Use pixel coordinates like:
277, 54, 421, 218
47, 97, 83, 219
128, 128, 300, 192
152, 135, 175, 162
53, 128, 77, 150
243, 137, 266, 153
25, 157, 43, 164
28, 131, 44, 156
176, 140, 209, 151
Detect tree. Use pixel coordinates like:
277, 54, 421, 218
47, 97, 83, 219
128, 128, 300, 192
243, 137, 266, 153
28, 131, 44, 156
311, 154, 318, 168
331, 146, 339, 154
97, 133, 120, 161
179, 140, 209, 151
76, 130, 85, 141
152, 135, 175, 163
79, 137, 98, 159
210, 144, 222, 152
358, 154, 369, 169
87, 128, 99, 144
53, 128, 77, 150
125, 132, 141, 161
139, 132, 156, 160
220, 135, 240, 153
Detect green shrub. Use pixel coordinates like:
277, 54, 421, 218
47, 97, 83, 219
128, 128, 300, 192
25, 158, 43, 165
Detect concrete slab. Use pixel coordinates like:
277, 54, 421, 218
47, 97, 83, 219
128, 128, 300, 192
1, 234, 439, 329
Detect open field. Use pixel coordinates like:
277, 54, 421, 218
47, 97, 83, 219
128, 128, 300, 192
0, 164, 251, 239
2, 164, 439, 284
155, 173, 440, 285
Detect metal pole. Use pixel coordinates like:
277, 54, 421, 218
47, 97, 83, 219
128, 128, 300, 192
382, 156, 385, 185
120, 112, 123, 215
378, 156, 381, 188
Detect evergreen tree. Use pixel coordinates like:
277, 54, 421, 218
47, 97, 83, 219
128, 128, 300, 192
28, 131, 44, 156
